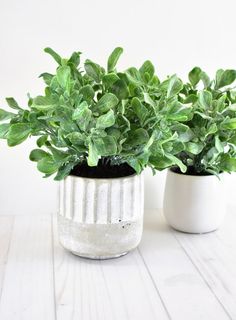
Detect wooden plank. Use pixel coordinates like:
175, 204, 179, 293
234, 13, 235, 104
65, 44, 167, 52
0, 215, 55, 320
215, 206, 236, 244
173, 207, 236, 319
0, 216, 14, 296
52, 215, 169, 320
139, 210, 230, 320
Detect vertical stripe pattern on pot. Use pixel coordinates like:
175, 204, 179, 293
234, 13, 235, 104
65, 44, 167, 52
59, 174, 144, 224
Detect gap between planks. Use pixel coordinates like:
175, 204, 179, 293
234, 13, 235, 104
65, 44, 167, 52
0, 210, 236, 320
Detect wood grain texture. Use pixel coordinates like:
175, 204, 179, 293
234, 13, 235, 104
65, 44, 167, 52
0, 209, 236, 319
139, 210, 230, 320
53, 215, 169, 320
0, 215, 55, 320
173, 207, 236, 319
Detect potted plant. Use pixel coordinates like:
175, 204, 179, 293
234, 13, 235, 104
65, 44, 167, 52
163, 67, 236, 233
0, 47, 188, 258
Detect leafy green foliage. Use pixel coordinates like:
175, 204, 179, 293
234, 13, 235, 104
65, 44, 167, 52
174, 67, 236, 175
0, 47, 189, 179
107, 47, 123, 72
8, 123, 31, 146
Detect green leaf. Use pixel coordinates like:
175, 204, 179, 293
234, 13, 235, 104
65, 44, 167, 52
32, 96, 55, 111
39, 73, 53, 85
198, 90, 212, 109
188, 67, 202, 86
200, 71, 211, 88
216, 94, 226, 112
6, 97, 22, 110
195, 111, 212, 120
79, 85, 95, 102
37, 135, 48, 147
206, 123, 218, 136
37, 156, 58, 174
67, 132, 85, 146
215, 69, 224, 88
149, 154, 173, 170
110, 79, 129, 100
171, 141, 185, 154
125, 128, 149, 146
221, 118, 236, 130
167, 75, 183, 98
229, 135, 236, 145
126, 158, 142, 174
0, 123, 10, 138
96, 110, 115, 129
94, 136, 117, 156
56, 66, 71, 88
143, 130, 157, 152
54, 162, 75, 181
68, 51, 81, 67
165, 154, 187, 173
85, 59, 103, 83
215, 136, 224, 153
215, 69, 236, 89
106, 127, 120, 139
183, 94, 198, 104
44, 47, 62, 65
125, 67, 142, 85
131, 97, 148, 124
167, 102, 192, 121
139, 60, 155, 80
96, 93, 119, 113
143, 92, 155, 107
185, 142, 204, 155
0, 109, 15, 121
7, 123, 31, 146
29, 149, 50, 162
107, 47, 123, 72
172, 123, 194, 142
220, 155, 236, 172
87, 142, 99, 166
72, 101, 91, 131
102, 73, 120, 89
48, 146, 69, 163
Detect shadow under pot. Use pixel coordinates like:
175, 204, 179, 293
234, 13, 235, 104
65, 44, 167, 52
58, 171, 144, 259
163, 168, 226, 234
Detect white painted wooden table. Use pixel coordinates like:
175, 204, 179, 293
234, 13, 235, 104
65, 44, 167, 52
0, 209, 236, 320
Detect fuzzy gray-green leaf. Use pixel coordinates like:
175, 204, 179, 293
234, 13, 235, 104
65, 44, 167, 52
30, 149, 50, 162
215, 69, 236, 89
139, 60, 155, 80
96, 110, 115, 129
72, 101, 92, 131
198, 91, 212, 109
44, 47, 62, 65
96, 93, 119, 113
107, 47, 123, 73
0, 109, 15, 121
167, 75, 183, 98
188, 67, 202, 86
7, 123, 31, 146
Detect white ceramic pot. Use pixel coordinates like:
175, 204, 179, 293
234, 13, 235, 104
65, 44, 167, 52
58, 173, 144, 259
163, 169, 226, 233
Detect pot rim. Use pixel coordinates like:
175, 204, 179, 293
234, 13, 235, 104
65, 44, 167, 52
66, 172, 141, 182
168, 167, 225, 179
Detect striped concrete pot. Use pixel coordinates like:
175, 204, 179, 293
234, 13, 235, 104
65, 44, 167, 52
58, 173, 144, 259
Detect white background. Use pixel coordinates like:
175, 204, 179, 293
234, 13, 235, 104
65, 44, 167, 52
0, 0, 235, 214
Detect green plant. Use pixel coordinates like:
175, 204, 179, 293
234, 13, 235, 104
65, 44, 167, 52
173, 67, 236, 175
0, 47, 188, 180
